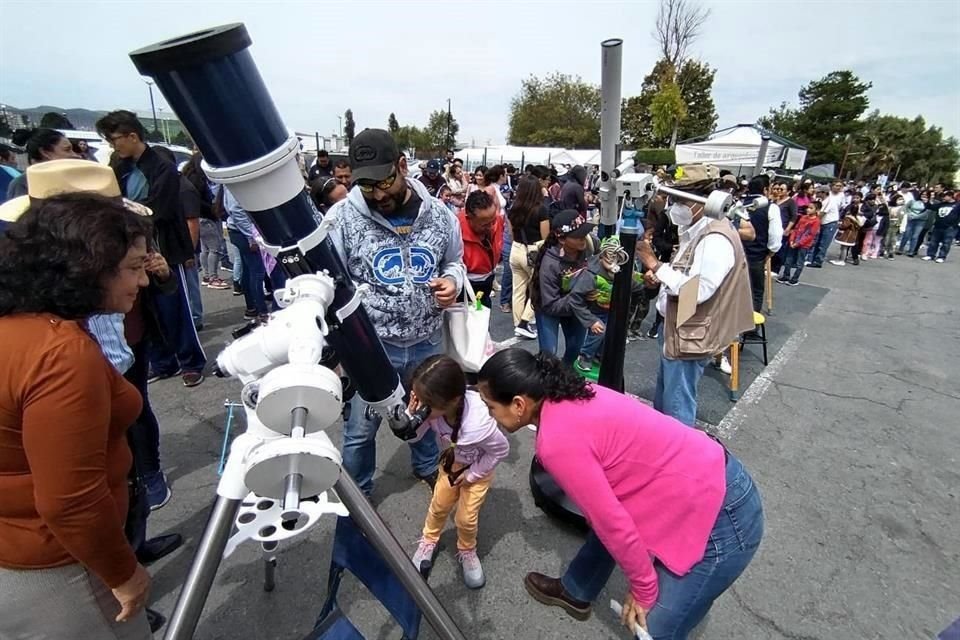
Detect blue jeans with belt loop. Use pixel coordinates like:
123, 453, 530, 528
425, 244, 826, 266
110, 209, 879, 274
341, 332, 442, 496
560, 453, 764, 640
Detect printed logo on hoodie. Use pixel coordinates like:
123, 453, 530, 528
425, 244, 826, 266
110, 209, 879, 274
329, 179, 465, 345
372, 246, 437, 285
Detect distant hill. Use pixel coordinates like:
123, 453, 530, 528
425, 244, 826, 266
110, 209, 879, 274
1, 104, 188, 142
2, 105, 111, 131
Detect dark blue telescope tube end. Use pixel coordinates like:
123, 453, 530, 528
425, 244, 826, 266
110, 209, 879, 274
129, 23, 251, 74
130, 24, 287, 167
128, 23, 404, 411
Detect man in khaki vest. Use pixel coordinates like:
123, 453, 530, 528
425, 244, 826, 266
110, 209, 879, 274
636, 166, 755, 426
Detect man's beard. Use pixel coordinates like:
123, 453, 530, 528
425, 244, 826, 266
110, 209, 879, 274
372, 182, 408, 216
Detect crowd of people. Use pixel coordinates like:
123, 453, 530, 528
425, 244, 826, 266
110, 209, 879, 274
0, 116, 955, 640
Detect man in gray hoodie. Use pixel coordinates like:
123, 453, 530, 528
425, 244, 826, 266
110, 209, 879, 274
327, 128, 466, 495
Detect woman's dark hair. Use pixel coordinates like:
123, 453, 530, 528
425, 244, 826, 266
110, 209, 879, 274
509, 176, 545, 241
530, 165, 550, 181
484, 165, 505, 185
479, 349, 594, 404
529, 231, 560, 309
0, 143, 16, 163
0, 193, 151, 319
474, 165, 488, 176
11, 128, 66, 163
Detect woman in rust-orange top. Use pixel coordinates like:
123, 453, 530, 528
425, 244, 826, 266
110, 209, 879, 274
0, 193, 155, 639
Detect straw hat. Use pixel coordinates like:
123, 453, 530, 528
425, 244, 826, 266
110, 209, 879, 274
670, 164, 719, 195
0, 159, 152, 222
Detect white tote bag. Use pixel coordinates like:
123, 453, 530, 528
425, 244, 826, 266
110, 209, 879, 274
443, 278, 495, 372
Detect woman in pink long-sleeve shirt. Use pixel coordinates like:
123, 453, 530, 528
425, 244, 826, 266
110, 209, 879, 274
478, 349, 764, 639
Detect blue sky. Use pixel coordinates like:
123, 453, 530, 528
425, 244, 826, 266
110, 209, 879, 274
1, 0, 958, 145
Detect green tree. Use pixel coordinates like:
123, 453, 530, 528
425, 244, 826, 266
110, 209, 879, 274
171, 131, 192, 147
39, 111, 74, 129
652, 0, 711, 147
388, 112, 400, 135
854, 111, 959, 185
759, 70, 872, 167
425, 109, 459, 152
394, 125, 431, 155
508, 73, 601, 148
144, 129, 164, 143
650, 79, 687, 141
344, 109, 355, 145
622, 58, 716, 148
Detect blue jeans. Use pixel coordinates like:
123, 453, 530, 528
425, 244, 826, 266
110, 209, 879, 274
341, 334, 442, 495
810, 221, 837, 266
560, 453, 764, 640
199, 218, 223, 280
500, 224, 513, 306
229, 229, 269, 315
148, 264, 207, 375
780, 246, 807, 283
183, 262, 203, 327
654, 333, 708, 427
926, 226, 957, 260
227, 240, 242, 283
899, 218, 925, 255
536, 311, 586, 366
579, 310, 608, 361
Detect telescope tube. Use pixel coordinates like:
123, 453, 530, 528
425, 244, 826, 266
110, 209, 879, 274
597, 38, 623, 235
130, 24, 402, 417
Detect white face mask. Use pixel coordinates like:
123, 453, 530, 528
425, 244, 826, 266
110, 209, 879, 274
668, 203, 693, 227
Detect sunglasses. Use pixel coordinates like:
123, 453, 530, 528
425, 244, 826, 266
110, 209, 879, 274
357, 169, 398, 194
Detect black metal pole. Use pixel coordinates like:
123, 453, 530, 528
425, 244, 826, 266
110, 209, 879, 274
597, 202, 642, 392
446, 98, 452, 151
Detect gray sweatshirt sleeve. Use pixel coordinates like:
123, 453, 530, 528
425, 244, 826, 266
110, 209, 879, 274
325, 200, 349, 262
539, 254, 573, 317
440, 208, 465, 294
568, 269, 600, 329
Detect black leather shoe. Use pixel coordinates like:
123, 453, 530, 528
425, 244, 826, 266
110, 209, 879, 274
146, 608, 166, 633
524, 572, 592, 621
137, 533, 183, 566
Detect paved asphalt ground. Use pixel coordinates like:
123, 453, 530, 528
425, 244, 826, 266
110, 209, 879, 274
144, 253, 959, 640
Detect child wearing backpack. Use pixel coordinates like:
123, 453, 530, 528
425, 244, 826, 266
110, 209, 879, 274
778, 202, 822, 285
407, 356, 509, 589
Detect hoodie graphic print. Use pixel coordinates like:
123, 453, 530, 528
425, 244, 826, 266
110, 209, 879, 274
328, 178, 465, 345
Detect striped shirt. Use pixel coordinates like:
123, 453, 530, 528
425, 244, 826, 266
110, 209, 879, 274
87, 314, 134, 374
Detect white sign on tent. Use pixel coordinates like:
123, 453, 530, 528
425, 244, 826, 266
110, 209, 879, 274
676, 124, 807, 171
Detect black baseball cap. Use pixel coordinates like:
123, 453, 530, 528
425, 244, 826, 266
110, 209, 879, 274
349, 128, 399, 183
551, 210, 595, 238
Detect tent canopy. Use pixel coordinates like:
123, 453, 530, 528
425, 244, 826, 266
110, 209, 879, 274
676, 124, 807, 172
449, 145, 630, 172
